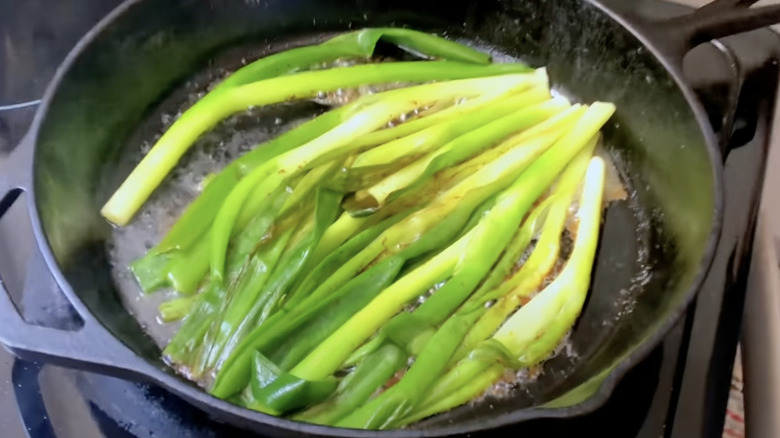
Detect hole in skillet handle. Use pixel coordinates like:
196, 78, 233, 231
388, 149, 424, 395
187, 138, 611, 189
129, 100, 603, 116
0, 139, 152, 383
596, 0, 780, 158
1, 144, 82, 332
0, 235, 152, 383
0, 138, 34, 309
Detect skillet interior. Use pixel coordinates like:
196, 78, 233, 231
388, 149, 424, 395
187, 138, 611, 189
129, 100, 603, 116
31, 0, 717, 430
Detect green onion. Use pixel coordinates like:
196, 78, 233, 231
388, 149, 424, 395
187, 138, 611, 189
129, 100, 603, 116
215, 27, 492, 93
158, 295, 198, 323
454, 135, 599, 361
294, 343, 407, 426
208, 72, 540, 282
401, 156, 607, 426
290, 104, 613, 383
209, 254, 405, 398
362, 95, 566, 205
101, 61, 531, 226
108, 31, 621, 426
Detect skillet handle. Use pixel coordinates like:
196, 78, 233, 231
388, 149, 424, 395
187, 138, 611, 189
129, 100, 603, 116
619, 0, 780, 70
0, 139, 154, 381
0, 283, 153, 380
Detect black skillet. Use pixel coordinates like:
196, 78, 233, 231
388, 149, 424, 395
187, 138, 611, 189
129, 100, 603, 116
0, 0, 778, 436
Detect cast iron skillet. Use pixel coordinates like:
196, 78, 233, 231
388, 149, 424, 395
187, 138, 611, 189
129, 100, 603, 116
0, 0, 779, 436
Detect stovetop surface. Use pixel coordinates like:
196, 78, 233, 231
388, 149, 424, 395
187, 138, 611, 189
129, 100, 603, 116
0, 1, 778, 437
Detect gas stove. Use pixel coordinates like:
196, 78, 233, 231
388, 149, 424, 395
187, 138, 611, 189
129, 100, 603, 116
0, 1, 777, 437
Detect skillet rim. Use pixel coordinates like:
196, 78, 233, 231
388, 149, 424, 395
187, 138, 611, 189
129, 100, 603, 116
22, 0, 725, 435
